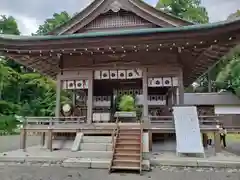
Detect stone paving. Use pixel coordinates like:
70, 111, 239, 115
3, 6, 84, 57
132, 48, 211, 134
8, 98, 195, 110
0, 165, 240, 180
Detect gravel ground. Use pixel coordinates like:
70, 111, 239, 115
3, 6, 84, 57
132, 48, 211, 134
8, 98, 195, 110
0, 166, 240, 180
0, 135, 40, 152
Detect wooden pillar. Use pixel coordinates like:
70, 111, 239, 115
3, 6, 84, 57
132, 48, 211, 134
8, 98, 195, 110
87, 71, 93, 124
202, 133, 208, 148
214, 131, 221, 153
47, 129, 53, 151
55, 78, 61, 117
176, 87, 180, 105
142, 68, 148, 120
172, 87, 177, 106
40, 132, 45, 146
20, 128, 26, 151
208, 70, 212, 93
167, 90, 173, 107
149, 130, 152, 151
178, 70, 184, 105
72, 92, 76, 106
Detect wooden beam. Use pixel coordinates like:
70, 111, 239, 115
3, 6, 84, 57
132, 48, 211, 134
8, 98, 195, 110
40, 132, 45, 146
47, 129, 53, 151
20, 128, 26, 151
214, 132, 221, 153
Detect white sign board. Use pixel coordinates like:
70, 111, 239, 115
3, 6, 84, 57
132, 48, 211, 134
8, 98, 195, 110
173, 106, 204, 156
215, 105, 240, 114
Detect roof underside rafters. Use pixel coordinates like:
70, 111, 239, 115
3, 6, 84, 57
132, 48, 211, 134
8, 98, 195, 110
0, 18, 239, 86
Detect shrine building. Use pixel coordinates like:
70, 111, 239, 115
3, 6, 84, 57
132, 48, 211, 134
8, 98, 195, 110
1, 0, 240, 173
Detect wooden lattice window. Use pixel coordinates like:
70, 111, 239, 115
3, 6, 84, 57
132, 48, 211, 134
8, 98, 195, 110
83, 10, 157, 31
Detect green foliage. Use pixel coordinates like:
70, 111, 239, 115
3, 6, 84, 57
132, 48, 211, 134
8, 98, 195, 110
0, 12, 73, 132
201, 10, 240, 96
0, 15, 20, 35
118, 95, 136, 112
0, 115, 19, 134
0, 15, 22, 72
35, 11, 71, 35
156, 0, 209, 24
215, 46, 240, 96
228, 10, 240, 20
0, 100, 20, 115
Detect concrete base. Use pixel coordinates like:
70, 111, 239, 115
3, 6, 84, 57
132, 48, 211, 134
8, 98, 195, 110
151, 149, 240, 168
0, 146, 150, 170
62, 158, 150, 170
2, 146, 240, 169
2, 138, 240, 170
151, 158, 240, 168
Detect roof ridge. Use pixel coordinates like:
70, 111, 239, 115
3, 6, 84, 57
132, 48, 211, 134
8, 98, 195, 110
49, 0, 193, 35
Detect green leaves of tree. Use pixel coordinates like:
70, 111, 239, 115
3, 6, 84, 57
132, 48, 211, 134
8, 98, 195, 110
0, 15, 20, 35
35, 11, 71, 35
156, 0, 209, 23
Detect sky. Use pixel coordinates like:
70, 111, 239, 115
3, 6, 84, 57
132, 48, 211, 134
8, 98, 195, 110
0, 0, 240, 35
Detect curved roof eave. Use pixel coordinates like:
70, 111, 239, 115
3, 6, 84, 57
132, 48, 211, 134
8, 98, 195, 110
0, 18, 240, 42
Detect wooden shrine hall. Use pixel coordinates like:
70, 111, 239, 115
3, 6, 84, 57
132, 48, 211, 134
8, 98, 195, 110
1, 0, 240, 173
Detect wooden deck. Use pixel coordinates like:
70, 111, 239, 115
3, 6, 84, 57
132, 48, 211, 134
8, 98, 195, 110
21, 115, 240, 134
19, 115, 240, 153
23, 116, 240, 134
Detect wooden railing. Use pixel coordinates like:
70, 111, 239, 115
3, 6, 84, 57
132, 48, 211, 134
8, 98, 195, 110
109, 116, 119, 173
149, 115, 219, 126
24, 116, 87, 127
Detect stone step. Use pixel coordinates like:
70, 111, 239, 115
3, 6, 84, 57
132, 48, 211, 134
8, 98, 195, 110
44, 140, 73, 150
62, 158, 111, 168
82, 136, 112, 143
80, 143, 112, 151
62, 158, 150, 170
77, 151, 112, 159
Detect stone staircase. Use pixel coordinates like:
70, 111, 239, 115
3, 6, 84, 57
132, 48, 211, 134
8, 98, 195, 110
109, 128, 143, 174
63, 135, 113, 168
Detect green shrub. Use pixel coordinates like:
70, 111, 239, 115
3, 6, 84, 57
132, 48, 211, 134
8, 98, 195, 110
118, 95, 135, 112
0, 115, 18, 133
0, 100, 20, 115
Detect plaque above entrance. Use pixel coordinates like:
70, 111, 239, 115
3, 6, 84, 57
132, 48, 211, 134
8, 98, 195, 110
94, 69, 142, 80
148, 77, 179, 87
